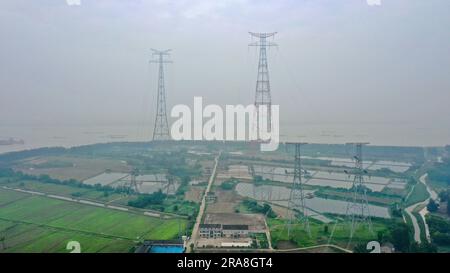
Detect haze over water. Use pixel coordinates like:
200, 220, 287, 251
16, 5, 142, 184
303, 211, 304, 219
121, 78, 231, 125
1, 121, 448, 155
1, 1, 450, 153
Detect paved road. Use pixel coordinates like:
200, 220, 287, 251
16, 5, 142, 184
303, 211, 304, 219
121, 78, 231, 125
405, 173, 436, 243
405, 202, 422, 243
187, 152, 220, 252
418, 174, 437, 242
198, 243, 352, 253
263, 218, 273, 250
274, 244, 353, 253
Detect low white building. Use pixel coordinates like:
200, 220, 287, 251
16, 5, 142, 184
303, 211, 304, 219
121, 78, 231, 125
221, 240, 252, 248
222, 225, 249, 238
199, 224, 250, 239
199, 224, 222, 238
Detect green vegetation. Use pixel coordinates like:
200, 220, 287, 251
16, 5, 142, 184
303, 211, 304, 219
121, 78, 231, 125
428, 159, 450, 186
253, 175, 265, 185
315, 188, 402, 207
127, 190, 167, 208
175, 176, 191, 196
252, 233, 269, 249
427, 199, 439, 213
427, 214, 450, 248
0, 189, 186, 253
241, 199, 276, 218
405, 181, 429, 207
220, 178, 238, 190
127, 192, 198, 217
440, 191, 450, 216
32, 160, 74, 169
269, 217, 435, 252
268, 218, 385, 249
0, 141, 438, 253
0, 168, 130, 195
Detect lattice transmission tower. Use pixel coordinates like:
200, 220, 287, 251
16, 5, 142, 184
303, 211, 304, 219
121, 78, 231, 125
150, 49, 172, 141
249, 32, 277, 141
164, 175, 176, 195
345, 142, 372, 242
127, 168, 140, 194
286, 142, 311, 238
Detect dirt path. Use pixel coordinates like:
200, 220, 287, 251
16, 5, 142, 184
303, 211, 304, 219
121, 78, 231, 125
274, 244, 352, 253
198, 243, 352, 253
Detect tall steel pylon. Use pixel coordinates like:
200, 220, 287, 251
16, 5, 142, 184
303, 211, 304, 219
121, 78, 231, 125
345, 142, 372, 243
249, 32, 277, 141
286, 142, 311, 238
127, 168, 139, 194
164, 175, 176, 195
150, 49, 172, 141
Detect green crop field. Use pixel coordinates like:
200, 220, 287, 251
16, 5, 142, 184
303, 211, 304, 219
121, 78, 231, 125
3, 179, 134, 205
0, 189, 186, 253
405, 181, 429, 207
268, 218, 389, 250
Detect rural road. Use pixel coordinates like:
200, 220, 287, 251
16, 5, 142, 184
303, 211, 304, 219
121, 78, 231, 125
405, 202, 422, 243
418, 174, 438, 242
274, 244, 353, 253
187, 152, 221, 252
405, 174, 437, 243
263, 218, 273, 250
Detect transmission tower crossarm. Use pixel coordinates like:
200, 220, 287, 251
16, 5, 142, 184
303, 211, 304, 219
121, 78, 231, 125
248, 41, 278, 47
151, 48, 172, 54
149, 60, 173, 64
346, 142, 370, 145
249, 32, 277, 38
285, 142, 308, 145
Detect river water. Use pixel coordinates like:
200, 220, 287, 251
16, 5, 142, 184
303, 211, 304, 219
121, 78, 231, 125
1, 122, 449, 154
0, 125, 145, 154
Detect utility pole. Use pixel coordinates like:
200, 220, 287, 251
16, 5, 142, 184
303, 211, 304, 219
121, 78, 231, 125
286, 142, 311, 238
150, 49, 172, 141
249, 32, 277, 141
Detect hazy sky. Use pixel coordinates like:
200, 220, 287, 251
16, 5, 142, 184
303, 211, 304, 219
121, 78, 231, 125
1, 0, 450, 145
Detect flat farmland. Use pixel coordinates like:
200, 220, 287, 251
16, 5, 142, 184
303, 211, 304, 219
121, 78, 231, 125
184, 186, 204, 203
0, 189, 186, 253
16, 156, 131, 181
268, 218, 388, 249
5, 180, 128, 203
0, 220, 135, 253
